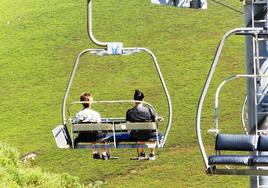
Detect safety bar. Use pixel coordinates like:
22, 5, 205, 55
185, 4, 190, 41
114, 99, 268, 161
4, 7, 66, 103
215, 74, 268, 134
215, 75, 257, 130
241, 96, 249, 134
215, 74, 268, 133
67, 100, 159, 118
62, 47, 172, 147
196, 27, 264, 172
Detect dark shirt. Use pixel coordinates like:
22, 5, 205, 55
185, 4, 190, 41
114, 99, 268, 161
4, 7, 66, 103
126, 104, 156, 122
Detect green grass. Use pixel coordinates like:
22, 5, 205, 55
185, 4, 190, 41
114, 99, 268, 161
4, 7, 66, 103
0, 0, 251, 187
0, 143, 86, 187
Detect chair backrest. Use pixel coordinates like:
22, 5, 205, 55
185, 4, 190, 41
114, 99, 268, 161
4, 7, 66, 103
72, 123, 114, 132
257, 135, 268, 151
71, 122, 157, 132
215, 134, 257, 151
115, 122, 157, 131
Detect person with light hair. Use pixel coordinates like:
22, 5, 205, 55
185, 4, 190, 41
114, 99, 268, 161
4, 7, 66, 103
74, 92, 110, 160
74, 92, 101, 123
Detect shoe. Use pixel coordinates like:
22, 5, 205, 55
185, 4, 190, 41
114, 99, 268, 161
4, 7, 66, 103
138, 152, 148, 160
149, 153, 155, 161
93, 153, 101, 159
101, 152, 110, 160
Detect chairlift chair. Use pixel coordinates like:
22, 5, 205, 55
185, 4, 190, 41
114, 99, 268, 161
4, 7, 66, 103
67, 100, 165, 149
52, 0, 172, 151
196, 27, 268, 176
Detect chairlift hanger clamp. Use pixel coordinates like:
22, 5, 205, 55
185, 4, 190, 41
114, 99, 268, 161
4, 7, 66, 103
235, 27, 268, 36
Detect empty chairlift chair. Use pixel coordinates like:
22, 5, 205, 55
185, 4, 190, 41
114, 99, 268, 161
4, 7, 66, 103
196, 27, 268, 176
209, 134, 257, 167
208, 134, 268, 175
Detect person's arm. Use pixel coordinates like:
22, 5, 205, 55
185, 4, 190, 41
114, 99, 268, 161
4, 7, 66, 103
148, 107, 156, 122
96, 112, 101, 123
126, 109, 131, 122
73, 111, 83, 123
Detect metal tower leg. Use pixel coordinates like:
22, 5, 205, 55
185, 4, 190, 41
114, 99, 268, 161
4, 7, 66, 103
245, 1, 268, 188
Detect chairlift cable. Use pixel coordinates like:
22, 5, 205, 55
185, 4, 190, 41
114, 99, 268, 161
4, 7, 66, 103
210, 0, 244, 14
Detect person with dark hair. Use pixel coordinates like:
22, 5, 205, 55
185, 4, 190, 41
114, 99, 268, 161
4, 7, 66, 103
73, 92, 110, 160
126, 89, 157, 160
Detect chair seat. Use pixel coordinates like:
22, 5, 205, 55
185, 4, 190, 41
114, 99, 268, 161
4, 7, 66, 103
208, 155, 252, 165
252, 156, 268, 165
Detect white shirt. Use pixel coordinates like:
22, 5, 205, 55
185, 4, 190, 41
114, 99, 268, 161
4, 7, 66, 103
73, 108, 101, 123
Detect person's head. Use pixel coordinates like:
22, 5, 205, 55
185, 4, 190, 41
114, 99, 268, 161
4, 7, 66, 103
134, 89, 144, 105
80, 92, 93, 108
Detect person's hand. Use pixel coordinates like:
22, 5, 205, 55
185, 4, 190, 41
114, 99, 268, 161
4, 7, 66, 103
156, 117, 164, 122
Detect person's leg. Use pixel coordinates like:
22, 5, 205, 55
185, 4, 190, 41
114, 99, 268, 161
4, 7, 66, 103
149, 145, 155, 154
148, 130, 158, 160
137, 141, 147, 159
130, 131, 147, 159
148, 141, 156, 160
101, 142, 110, 160
137, 141, 145, 154
93, 133, 110, 160
104, 143, 110, 155
92, 141, 101, 159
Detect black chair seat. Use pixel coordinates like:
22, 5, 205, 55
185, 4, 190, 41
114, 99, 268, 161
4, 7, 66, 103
258, 136, 268, 151
252, 156, 268, 165
208, 155, 252, 165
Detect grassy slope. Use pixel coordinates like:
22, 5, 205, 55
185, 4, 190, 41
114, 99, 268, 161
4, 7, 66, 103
0, 143, 86, 188
0, 0, 249, 187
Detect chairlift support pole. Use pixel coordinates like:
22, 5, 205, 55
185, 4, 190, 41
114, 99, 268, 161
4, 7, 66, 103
244, 1, 268, 187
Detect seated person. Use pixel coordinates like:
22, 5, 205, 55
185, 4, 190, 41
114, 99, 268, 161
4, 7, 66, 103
73, 92, 110, 160
126, 89, 158, 160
